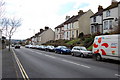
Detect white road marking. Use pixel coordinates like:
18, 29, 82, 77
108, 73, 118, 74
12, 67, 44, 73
62, 59, 91, 68
35, 52, 42, 54
44, 54, 56, 59
12, 49, 30, 80
115, 74, 120, 77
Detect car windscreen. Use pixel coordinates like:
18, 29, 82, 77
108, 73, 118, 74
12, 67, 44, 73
81, 47, 87, 51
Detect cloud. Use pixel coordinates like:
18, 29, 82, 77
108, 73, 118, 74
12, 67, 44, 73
3, 0, 120, 39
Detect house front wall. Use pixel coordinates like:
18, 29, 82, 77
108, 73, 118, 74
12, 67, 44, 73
55, 27, 64, 40
55, 28, 60, 40
90, 15, 103, 34
72, 21, 79, 38
79, 10, 94, 35
38, 29, 55, 45
64, 23, 71, 40
91, 16, 102, 24
103, 7, 118, 33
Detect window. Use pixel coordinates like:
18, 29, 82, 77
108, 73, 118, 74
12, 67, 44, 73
104, 21, 108, 30
109, 20, 112, 29
57, 28, 59, 32
67, 32, 68, 38
93, 17, 96, 22
76, 30, 78, 38
39, 37, 41, 41
106, 10, 110, 17
91, 26, 94, 33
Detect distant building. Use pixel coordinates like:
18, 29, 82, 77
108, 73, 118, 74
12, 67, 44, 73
90, 5, 103, 34
37, 27, 55, 45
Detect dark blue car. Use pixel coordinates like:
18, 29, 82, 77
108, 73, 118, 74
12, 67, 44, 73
54, 46, 71, 54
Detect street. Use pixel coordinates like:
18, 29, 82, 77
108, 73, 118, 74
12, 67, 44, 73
2, 46, 119, 79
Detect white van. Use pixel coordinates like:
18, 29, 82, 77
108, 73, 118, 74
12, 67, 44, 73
92, 34, 120, 61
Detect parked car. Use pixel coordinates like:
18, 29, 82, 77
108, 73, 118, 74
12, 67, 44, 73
71, 46, 92, 58
11, 44, 14, 47
35, 45, 40, 49
25, 44, 32, 48
54, 46, 71, 54
38, 45, 47, 50
46, 46, 55, 52
30, 45, 36, 49
15, 44, 21, 49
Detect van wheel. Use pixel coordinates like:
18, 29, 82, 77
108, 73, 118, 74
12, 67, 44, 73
80, 53, 84, 58
96, 54, 101, 61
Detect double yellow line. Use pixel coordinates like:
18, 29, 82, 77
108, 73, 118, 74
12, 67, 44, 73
12, 49, 30, 80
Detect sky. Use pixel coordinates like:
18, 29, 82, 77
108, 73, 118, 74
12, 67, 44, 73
2, 0, 120, 39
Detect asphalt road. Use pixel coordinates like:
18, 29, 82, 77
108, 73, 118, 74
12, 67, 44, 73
11, 47, 119, 79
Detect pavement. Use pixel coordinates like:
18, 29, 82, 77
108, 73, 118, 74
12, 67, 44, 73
2, 48, 21, 79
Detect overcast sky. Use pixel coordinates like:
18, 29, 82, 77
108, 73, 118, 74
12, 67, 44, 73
3, 0, 120, 39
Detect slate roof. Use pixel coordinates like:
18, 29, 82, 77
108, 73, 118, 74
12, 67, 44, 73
55, 23, 64, 29
90, 10, 103, 18
64, 12, 85, 24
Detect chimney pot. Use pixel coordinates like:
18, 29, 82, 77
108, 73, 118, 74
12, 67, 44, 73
78, 10, 84, 15
65, 16, 70, 20
98, 5, 103, 11
40, 29, 44, 32
45, 26, 49, 30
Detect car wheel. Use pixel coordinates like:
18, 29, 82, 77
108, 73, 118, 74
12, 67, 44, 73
80, 53, 84, 58
55, 51, 57, 53
61, 51, 63, 54
71, 52, 74, 56
96, 54, 101, 61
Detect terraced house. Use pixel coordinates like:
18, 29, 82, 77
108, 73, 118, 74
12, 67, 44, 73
37, 27, 55, 45
90, 5, 103, 34
55, 23, 64, 40
64, 10, 94, 40
103, 0, 119, 34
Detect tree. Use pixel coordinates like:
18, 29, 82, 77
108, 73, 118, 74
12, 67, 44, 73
0, 18, 21, 51
0, 0, 5, 18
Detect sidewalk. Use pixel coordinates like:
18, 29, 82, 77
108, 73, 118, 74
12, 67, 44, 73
2, 48, 18, 79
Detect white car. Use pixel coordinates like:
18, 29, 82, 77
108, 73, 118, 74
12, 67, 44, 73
71, 46, 92, 58
25, 44, 33, 48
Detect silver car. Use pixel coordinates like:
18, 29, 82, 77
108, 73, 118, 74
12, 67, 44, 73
71, 46, 92, 58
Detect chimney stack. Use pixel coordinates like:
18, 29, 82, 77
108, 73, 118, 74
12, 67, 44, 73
45, 26, 49, 30
40, 29, 44, 33
65, 16, 70, 20
111, 0, 118, 4
98, 5, 103, 11
78, 10, 84, 15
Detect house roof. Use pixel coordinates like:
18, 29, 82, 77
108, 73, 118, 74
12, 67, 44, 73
104, 2, 119, 11
64, 12, 85, 25
90, 10, 103, 18
55, 23, 64, 29
63, 16, 76, 24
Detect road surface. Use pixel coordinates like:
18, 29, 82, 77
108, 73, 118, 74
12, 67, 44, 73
4, 47, 120, 79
